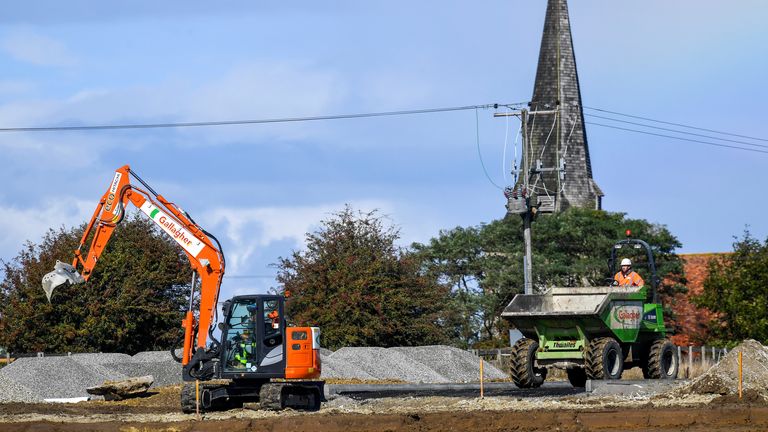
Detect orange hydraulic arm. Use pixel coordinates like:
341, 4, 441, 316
67, 165, 225, 366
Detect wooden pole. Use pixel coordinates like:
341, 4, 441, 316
738, 351, 743, 400
195, 379, 201, 419
480, 358, 485, 399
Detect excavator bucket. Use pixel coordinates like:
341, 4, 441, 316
42, 260, 85, 301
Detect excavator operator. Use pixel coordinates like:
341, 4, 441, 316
613, 258, 645, 287
234, 329, 256, 368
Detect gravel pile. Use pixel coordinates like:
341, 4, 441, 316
320, 346, 508, 383
672, 339, 768, 397
0, 345, 508, 402
0, 351, 182, 403
394, 345, 508, 382
331, 347, 447, 383
0, 357, 128, 400
0, 373, 40, 403
320, 352, 378, 381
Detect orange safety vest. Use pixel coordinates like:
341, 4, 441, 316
614, 271, 644, 287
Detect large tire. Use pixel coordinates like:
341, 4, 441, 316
647, 339, 679, 379
585, 337, 623, 380
510, 338, 547, 388
566, 367, 588, 387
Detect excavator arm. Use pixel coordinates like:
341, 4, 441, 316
42, 165, 225, 366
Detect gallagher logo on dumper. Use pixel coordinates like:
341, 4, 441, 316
610, 302, 642, 329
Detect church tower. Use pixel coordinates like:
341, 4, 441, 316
514, 0, 603, 211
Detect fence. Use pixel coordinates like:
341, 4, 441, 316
472, 345, 728, 378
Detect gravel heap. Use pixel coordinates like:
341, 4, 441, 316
0, 351, 183, 403
0, 345, 508, 402
0, 356, 128, 400
320, 345, 508, 383
673, 339, 768, 397
0, 373, 40, 403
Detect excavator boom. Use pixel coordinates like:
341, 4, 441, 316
42, 165, 225, 366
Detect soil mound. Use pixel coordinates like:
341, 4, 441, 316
674, 339, 768, 397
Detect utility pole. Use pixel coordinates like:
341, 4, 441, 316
520, 110, 533, 295
496, 108, 561, 295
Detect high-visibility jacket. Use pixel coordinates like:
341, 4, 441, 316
614, 271, 644, 287
234, 341, 255, 365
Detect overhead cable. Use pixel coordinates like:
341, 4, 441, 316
585, 113, 768, 150
0, 103, 524, 133
586, 122, 768, 155
584, 106, 768, 143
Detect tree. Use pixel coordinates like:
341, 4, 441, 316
413, 208, 684, 347
0, 215, 191, 354
695, 231, 768, 346
274, 206, 452, 350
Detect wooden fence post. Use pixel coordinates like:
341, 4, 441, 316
688, 345, 693, 376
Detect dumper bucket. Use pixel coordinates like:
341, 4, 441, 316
501, 286, 646, 342
42, 260, 85, 301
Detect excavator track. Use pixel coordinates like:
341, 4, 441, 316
259, 382, 323, 411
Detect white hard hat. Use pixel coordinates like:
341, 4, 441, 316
620, 258, 632, 266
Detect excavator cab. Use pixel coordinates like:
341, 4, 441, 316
221, 295, 285, 376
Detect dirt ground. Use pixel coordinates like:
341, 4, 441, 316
1, 385, 767, 432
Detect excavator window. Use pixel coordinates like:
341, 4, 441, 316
224, 300, 259, 369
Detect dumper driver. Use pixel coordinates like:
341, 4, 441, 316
234, 329, 256, 369
614, 258, 644, 286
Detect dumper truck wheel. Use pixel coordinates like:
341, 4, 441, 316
647, 339, 678, 380
566, 367, 587, 387
585, 337, 623, 380
510, 338, 547, 388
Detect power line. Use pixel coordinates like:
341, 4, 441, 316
0, 103, 523, 133
584, 106, 768, 143
585, 113, 768, 150
224, 275, 276, 279
586, 121, 768, 155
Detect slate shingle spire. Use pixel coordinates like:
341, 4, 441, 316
516, 0, 603, 211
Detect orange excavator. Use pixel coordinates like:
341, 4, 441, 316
42, 165, 323, 412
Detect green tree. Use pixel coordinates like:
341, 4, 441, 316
0, 215, 190, 354
695, 231, 768, 346
274, 206, 452, 350
413, 208, 684, 347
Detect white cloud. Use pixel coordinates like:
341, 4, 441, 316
1, 29, 76, 67
0, 60, 344, 150
0, 198, 93, 263
204, 200, 392, 274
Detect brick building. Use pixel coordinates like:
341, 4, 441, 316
669, 253, 725, 346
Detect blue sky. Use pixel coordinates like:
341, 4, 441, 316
1, 1, 767, 299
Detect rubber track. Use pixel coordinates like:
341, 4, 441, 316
180, 383, 198, 414
647, 338, 673, 379
585, 337, 612, 380
259, 383, 285, 410
510, 338, 537, 388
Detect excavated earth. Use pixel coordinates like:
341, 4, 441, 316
3, 339, 768, 431
1, 384, 767, 431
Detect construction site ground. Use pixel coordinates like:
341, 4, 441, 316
1, 382, 766, 432
3, 340, 767, 431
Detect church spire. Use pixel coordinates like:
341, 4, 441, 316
516, 0, 603, 211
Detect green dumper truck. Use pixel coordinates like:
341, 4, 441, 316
501, 237, 679, 388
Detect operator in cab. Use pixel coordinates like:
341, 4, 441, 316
614, 258, 644, 287
234, 329, 256, 368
